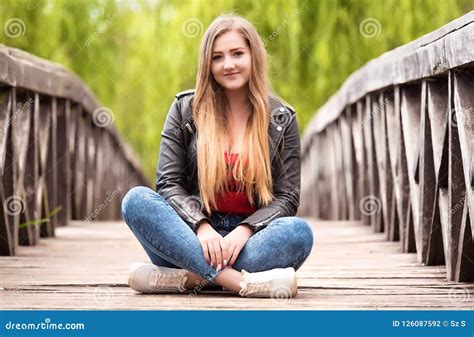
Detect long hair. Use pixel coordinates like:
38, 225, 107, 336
192, 13, 274, 215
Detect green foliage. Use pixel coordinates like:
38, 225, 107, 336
0, 0, 471, 183
19, 206, 62, 228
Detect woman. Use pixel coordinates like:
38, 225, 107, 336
121, 14, 314, 298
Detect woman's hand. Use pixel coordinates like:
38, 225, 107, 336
196, 221, 227, 270
221, 224, 253, 266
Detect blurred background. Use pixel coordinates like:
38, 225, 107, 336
0, 0, 471, 183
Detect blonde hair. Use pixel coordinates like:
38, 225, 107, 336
192, 13, 274, 215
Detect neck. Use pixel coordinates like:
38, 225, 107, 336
224, 86, 251, 120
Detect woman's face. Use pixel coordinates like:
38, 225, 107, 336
211, 30, 251, 91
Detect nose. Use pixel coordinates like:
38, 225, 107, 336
223, 56, 236, 71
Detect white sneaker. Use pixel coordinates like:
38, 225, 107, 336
128, 262, 188, 294
238, 267, 298, 298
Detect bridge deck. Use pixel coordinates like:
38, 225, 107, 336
1, 219, 472, 310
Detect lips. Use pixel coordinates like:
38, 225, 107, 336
224, 72, 239, 77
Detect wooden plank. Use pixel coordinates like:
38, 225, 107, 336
383, 91, 400, 241
374, 91, 395, 237
3, 89, 18, 255
55, 99, 71, 227
37, 96, 52, 237
92, 127, 104, 220
46, 97, 58, 232
21, 91, 40, 246
448, 70, 474, 282
392, 86, 413, 252
453, 69, 474, 236
68, 104, 79, 220
1, 219, 472, 310
363, 95, 383, 232
425, 78, 449, 266
351, 104, 364, 221
340, 109, 356, 220
361, 98, 372, 226
317, 131, 331, 219
332, 120, 346, 220
0, 88, 14, 255
419, 80, 436, 263
400, 84, 421, 255
13, 90, 34, 246
82, 118, 92, 217
74, 110, 86, 220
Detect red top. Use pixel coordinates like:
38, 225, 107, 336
212, 152, 258, 215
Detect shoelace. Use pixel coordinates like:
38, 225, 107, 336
240, 280, 272, 296
153, 272, 185, 291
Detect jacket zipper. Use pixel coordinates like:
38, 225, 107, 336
254, 210, 281, 227
170, 198, 194, 223
185, 122, 193, 134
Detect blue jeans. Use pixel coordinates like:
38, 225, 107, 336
121, 186, 314, 284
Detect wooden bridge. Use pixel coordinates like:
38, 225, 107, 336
1, 13, 473, 309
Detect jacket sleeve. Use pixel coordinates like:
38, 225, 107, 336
155, 97, 211, 232
237, 113, 301, 233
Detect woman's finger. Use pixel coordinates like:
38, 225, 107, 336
208, 241, 218, 268
212, 240, 223, 270
219, 239, 230, 266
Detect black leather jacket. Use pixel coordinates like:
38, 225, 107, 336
155, 89, 301, 233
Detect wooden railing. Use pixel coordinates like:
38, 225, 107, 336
0, 44, 148, 256
299, 12, 474, 282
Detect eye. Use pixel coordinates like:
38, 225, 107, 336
212, 55, 222, 61
234, 51, 243, 57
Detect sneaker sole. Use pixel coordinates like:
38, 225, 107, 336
293, 270, 298, 297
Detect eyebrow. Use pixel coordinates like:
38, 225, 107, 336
212, 47, 245, 54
